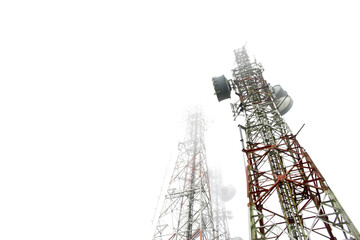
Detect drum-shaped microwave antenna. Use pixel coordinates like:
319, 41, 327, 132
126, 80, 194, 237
272, 85, 287, 99
212, 75, 231, 102
276, 96, 293, 115
220, 184, 236, 202
271, 85, 293, 115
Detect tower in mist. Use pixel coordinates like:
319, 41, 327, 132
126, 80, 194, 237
152, 109, 215, 240
212, 46, 359, 239
209, 168, 233, 240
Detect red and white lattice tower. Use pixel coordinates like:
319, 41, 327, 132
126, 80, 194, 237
212, 46, 360, 239
152, 109, 215, 240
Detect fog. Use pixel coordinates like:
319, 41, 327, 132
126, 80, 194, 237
1, 1, 360, 239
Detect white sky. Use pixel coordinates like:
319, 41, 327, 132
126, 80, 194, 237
1, 1, 360, 239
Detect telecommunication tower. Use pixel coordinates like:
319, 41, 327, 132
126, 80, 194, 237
212, 46, 359, 239
152, 109, 215, 240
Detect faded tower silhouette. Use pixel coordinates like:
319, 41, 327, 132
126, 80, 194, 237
152, 108, 215, 240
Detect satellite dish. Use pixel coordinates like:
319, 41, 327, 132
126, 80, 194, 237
212, 75, 231, 102
221, 185, 236, 201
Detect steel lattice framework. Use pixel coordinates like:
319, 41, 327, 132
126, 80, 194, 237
214, 46, 360, 240
210, 168, 231, 240
153, 109, 215, 240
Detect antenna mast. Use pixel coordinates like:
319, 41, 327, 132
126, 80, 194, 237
153, 108, 215, 240
212, 46, 359, 239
